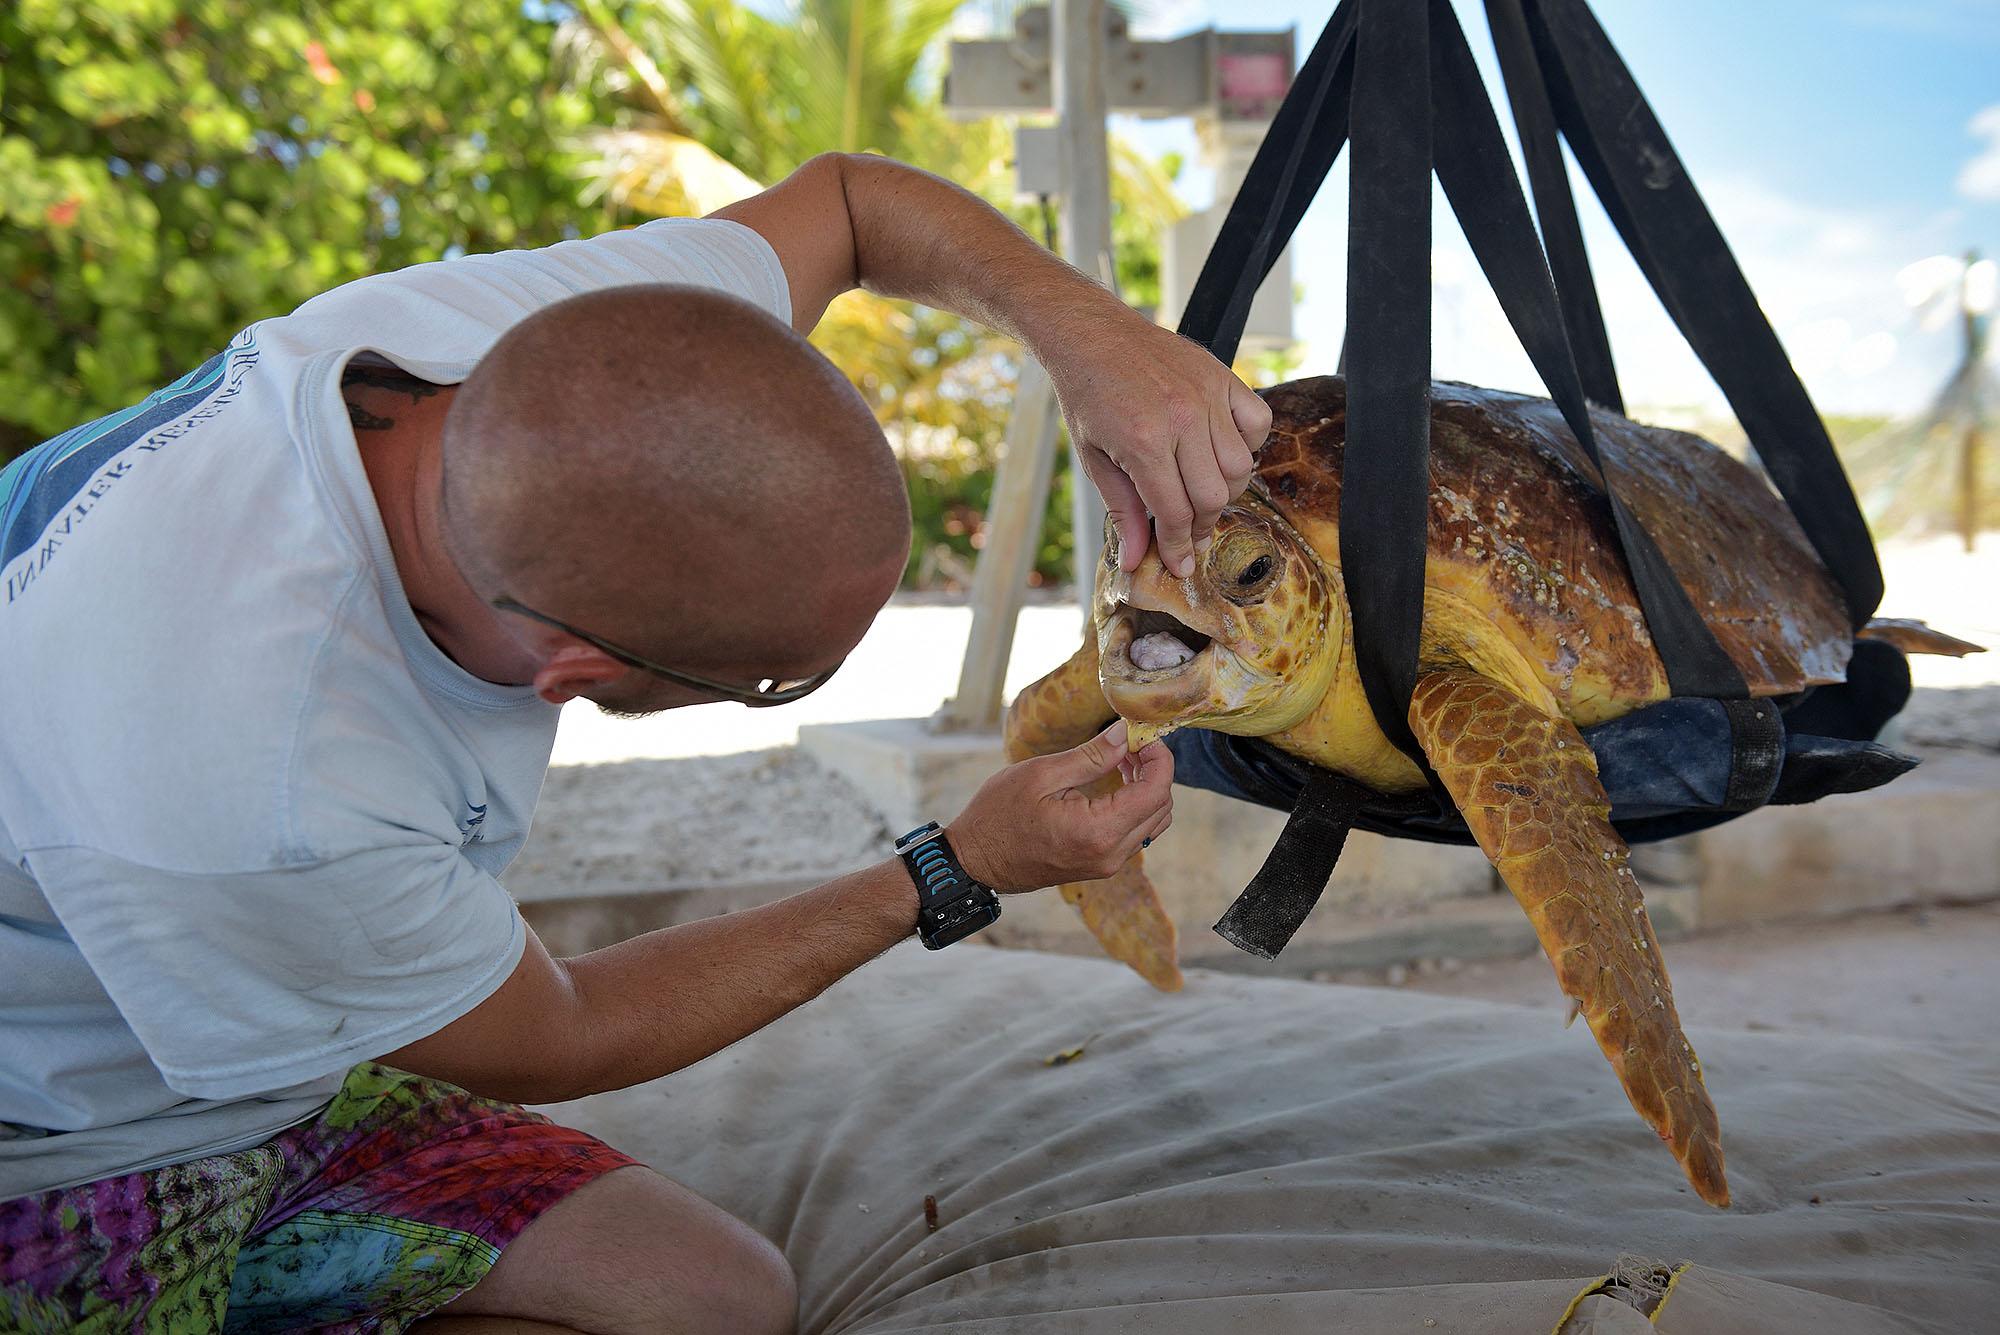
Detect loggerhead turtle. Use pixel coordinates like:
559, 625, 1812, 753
1005, 376, 1981, 1208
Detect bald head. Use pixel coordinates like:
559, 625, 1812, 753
438, 285, 909, 705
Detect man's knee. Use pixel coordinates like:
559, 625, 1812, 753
442, 1165, 796, 1335
578, 1172, 796, 1335
675, 1219, 796, 1335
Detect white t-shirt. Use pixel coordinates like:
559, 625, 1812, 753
0, 218, 793, 1201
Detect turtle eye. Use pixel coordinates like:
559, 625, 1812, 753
1213, 529, 1280, 603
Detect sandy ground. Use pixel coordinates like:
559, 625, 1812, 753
1322, 900, 2000, 1046
519, 748, 889, 889
547, 534, 2000, 767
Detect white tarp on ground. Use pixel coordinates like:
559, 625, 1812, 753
550, 943, 1999, 1334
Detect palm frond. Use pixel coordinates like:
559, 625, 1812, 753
574, 126, 765, 216
1109, 135, 1186, 228
575, 0, 689, 130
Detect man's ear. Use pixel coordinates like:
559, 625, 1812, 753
533, 644, 629, 706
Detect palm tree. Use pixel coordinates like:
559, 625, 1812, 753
1841, 251, 1998, 549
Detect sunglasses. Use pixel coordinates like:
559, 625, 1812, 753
491, 596, 842, 707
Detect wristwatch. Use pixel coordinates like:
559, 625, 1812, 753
895, 822, 1002, 950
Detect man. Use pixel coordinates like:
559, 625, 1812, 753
0, 153, 1269, 1331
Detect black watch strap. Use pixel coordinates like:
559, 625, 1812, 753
895, 823, 1002, 950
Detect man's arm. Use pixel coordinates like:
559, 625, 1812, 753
714, 154, 1272, 582
384, 721, 1172, 1105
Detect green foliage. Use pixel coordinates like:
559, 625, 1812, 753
3, 0, 1198, 592
900, 415, 1075, 588
0, 0, 611, 462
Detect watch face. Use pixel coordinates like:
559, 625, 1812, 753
920, 896, 1002, 950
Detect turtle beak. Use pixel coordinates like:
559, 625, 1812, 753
1096, 554, 1235, 734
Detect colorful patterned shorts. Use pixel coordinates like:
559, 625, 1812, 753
0, 1064, 636, 1333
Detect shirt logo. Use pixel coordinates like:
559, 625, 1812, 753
2, 331, 260, 606
458, 802, 488, 845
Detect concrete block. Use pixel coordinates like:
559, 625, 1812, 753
797, 718, 1003, 837
1694, 750, 2000, 927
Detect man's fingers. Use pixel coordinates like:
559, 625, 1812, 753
1179, 432, 1232, 549
1212, 397, 1257, 499
1137, 450, 1200, 580
1046, 718, 1131, 789
1084, 447, 1151, 574
1098, 740, 1174, 822
1230, 379, 1273, 454
1111, 805, 1176, 866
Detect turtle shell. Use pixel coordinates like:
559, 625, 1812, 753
1253, 377, 1852, 718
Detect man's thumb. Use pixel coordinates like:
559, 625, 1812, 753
1049, 719, 1129, 788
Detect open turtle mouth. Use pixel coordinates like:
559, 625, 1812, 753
1109, 603, 1213, 678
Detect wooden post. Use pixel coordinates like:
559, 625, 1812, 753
934, 365, 1063, 730
1054, 0, 1116, 620
1961, 420, 1981, 554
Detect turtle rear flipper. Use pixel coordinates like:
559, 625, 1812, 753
1407, 669, 1729, 1208
1060, 851, 1183, 993
1858, 617, 1985, 658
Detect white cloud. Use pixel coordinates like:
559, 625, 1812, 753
1957, 104, 2000, 201
1431, 171, 1951, 416
1843, 331, 1900, 377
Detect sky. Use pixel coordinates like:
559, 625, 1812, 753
1096, 0, 2000, 417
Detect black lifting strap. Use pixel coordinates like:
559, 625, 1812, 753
1426, 0, 1747, 701
1521, 0, 1883, 630
1482, 0, 1620, 414
1339, 0, 1435, 762
1213, 768, 1370, 959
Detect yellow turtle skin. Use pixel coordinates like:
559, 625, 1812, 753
1006, 376, 1976, 1208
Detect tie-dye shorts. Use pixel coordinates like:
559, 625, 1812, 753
0, 1063, 636, 1333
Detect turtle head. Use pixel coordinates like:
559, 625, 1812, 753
1093, 499, 1340, 745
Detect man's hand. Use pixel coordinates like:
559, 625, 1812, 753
947, 720, 1174, 890
1043, 304, 1272, 579
715, 154, 1272, 579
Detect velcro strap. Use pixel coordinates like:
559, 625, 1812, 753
1213, 769, 1369, 959
1721, 698, 1785, 811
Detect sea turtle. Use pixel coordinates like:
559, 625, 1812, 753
1005, 376, 1981, 1208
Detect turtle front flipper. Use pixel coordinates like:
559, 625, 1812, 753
1004, 634, 1116, 763
1004, 636, 1183, 992
1407, 669, 1728, 1208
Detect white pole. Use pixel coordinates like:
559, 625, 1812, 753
934, 365, 1063, 730
1054, 0, 1115, 620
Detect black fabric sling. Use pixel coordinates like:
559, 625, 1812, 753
1212, 769, 1371, 959
1340, 0, 1435, 764
1171, 0, 1899, 958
